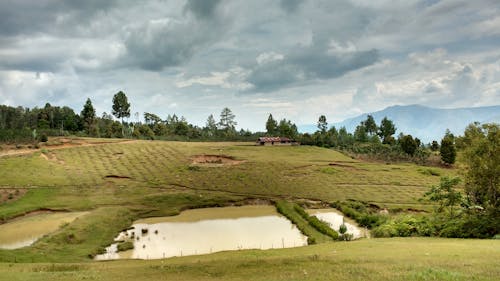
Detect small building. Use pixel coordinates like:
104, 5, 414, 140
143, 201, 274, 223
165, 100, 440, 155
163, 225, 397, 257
257, 137, 298, 146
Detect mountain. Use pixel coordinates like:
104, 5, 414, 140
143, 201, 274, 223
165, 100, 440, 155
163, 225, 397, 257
298, 105, 500, 143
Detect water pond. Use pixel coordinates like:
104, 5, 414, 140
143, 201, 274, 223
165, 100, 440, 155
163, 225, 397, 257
96, 205, 307, 260
307, 208, 367, 239
0, 212, 88, 249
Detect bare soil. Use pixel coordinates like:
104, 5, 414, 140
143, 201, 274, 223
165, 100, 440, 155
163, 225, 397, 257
0, 188, 27, 204
191, 154, 244, 166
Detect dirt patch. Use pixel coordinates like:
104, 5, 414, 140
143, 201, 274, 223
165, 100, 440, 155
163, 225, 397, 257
328, 162, 355, 168
191, 154, 243, 166
0, 188, 27, 204
105, 175, 132, 179
40, 151, 65, 165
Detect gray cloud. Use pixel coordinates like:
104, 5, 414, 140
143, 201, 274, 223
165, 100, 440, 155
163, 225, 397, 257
246, 42, 379, 92
184, 0, 222, 19
0, 0, 498, 132
280, 0, 303, 13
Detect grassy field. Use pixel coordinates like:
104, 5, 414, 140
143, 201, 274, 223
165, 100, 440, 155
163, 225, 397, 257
0, 138, 497, 280
0, 238, 498, 281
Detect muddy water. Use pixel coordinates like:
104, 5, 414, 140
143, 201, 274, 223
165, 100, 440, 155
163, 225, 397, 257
96, 205, 307, 260
306, 209, 367, 239
0, 212, 88, 249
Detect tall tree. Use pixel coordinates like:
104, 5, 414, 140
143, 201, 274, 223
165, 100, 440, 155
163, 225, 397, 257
265, 114, 278, 135
218, 107, 237, 136
205, 114, 218, 137
440, 130, 456, 165
462, 123, 499, 209
81, 98, 96, 135
317, 115, 328, 133
364, 114, 378, 136
112, 91, 131, 136
378, 117, 396, 144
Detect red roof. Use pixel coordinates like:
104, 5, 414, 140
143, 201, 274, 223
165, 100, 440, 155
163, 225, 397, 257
258, 137, 293, 142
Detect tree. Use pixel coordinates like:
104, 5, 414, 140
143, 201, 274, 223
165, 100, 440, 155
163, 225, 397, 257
354, 123, 368, 142
218, 107, 237, 136
112, 91, 131, 136
265, 114, 278, 135
399, 134, 418, 156
378, 117, 396, 144
205, 114, 218, 137
364, 115, 378, 136
424, 177, 462, 218
81, 98, 96, 135
462, 123, 499, 209
277, 118, 298, 139
440, 131, 456, 165
430, 140, 440, 151
317, 115, 328, 133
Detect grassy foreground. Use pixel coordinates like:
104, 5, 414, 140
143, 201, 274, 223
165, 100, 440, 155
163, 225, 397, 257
0, 238, 498, 281
0, 138, 497, 280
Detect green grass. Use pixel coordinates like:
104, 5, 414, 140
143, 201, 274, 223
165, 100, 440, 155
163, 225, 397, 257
0, 238, 498, 280
1, 139, 492, 280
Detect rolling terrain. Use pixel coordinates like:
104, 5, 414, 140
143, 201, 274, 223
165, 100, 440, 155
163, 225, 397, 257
0, 138, 498, 280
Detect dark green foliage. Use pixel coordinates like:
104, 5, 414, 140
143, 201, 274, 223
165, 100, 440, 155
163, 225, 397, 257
117, 241, 134, 252
218, 107, 237, 137
378, 117, 396, 144
461, 123, 499, 210
440, 131, 456, 164
399, 134, 417, 156
430, 140, 439, 151
364, 114, 378, 136
265, 114, 277, 135
317, 115, 328, 133
112, 91, 131, 121
293, 204, 339, 240
80, 98, 95, 135
331, 201, 385, 228
40, 133, 48, 142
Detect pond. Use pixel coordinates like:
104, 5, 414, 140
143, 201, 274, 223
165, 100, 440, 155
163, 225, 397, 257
306, 208, 367, 239
0, 211, 88, 249
95, 205, 308, 260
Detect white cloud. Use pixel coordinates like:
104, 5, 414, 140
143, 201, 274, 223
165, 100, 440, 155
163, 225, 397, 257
256, 52, 285, 65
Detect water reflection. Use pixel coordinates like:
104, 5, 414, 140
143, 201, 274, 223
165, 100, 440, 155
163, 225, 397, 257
0, 212, 88, 249
307, 209, 367, 239
96, 206, 307, 260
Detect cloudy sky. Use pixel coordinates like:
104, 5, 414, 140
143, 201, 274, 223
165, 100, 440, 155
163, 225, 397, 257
0, 0, 499, 131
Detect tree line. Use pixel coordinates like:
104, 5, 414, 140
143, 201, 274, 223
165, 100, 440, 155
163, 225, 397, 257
0, 91, 487, 168
0, 91, 264, 143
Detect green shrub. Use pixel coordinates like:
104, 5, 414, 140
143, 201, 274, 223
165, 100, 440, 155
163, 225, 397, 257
117, 241, 134, 252
40, 134, 48, 142
294, 204, 339, 240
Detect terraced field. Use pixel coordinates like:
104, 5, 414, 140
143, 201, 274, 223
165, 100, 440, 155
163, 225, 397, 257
1, 138, 496, 281
0, 140, 454, 207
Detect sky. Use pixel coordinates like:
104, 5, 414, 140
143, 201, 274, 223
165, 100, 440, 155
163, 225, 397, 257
0, 0, 499, 131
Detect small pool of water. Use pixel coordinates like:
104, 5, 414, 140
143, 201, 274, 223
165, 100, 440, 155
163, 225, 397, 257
96, 205, 307, 260
0, 212, 88, 249
306, 209, 367, 239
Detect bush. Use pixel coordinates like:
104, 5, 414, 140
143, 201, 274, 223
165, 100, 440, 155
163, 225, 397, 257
117, 241, 134, 252
294, 204, 339, 240
40, 134, 48, 142
331, 201, 386, 228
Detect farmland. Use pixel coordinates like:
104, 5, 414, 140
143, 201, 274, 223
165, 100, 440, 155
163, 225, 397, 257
0, 138, 498, 280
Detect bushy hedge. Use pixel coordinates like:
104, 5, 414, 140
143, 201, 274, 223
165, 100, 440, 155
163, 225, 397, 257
330, 201, 386, 228
293, 204, 339, 240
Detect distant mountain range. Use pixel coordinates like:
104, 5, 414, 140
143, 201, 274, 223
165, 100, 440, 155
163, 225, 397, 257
298, 105, 500, 143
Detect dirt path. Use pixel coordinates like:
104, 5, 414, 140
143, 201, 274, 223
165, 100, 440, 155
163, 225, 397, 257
0, 138, 137, 158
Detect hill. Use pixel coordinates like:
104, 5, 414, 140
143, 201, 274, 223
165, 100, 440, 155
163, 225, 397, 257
299, 105, 500, 143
